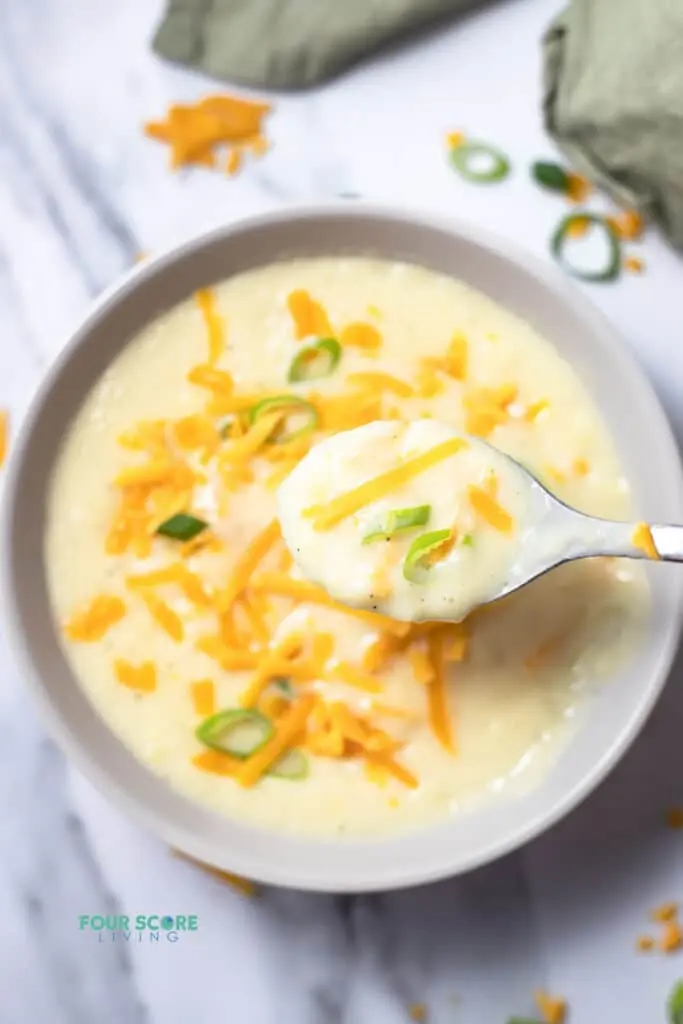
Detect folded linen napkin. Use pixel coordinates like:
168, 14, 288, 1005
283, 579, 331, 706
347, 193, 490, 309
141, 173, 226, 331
153, 0, 479, 89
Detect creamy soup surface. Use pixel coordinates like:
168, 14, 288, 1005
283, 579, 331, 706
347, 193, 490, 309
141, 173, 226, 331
46, 257, 649, 837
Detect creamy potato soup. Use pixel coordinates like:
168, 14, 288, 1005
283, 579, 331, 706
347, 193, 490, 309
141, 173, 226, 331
46, 258, 649, 837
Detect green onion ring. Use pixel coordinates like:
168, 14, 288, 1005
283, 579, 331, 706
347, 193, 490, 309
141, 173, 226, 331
362, 505, 431, 545
449, 141, 511, 183
551, 213, 620, 282
288, 338, 342, 383
195, 709, 273, 759
249, 395, 319, 444
403, 529, 453, 584
270, 748, 309, 780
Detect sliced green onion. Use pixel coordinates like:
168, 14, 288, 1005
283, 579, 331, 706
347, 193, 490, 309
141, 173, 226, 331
449, 141, 511, 183
668, 981, 683, 1024
270, 748, 309, 780
461, 534, 473, 547
507, 1018, 542, 1024
249, 395, 319, 444
288, 338, 341, 383
273, 678, 293, 697
196, 709, 273, 759
551, 213, 620, 282
403, 529, 452, 584
362, 505, 431, 545
156, 513, 208, 542
531, 160, 570, 193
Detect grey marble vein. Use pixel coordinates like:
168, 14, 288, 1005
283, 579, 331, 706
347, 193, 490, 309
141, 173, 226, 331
0, 649, 147, 1022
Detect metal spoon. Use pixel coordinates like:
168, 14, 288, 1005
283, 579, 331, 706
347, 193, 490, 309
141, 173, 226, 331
485, 451, 676, 607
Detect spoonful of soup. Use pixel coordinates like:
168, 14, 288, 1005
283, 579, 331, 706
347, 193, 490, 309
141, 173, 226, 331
276, 419, 677, 623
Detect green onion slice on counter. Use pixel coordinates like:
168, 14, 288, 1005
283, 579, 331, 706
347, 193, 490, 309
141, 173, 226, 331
288, 338, 342, 383
196, 709, 274, 758
531, 160, 571, 193
362, 505, 431, 545
461, 533, 474, 547
156, 513, 208, 542
668, 981, 683, 1024
551, 213, 620, 282
403, 529, 453, 584
249, 395, 319, 444
449, 141, 511, 183
270, 748, 309, 780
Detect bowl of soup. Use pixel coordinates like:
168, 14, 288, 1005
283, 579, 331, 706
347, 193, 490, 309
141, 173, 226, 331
3, 204, 682, 891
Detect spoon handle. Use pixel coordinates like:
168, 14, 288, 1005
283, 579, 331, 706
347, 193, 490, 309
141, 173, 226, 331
649, 525, 683, 563
570, 517, 683, 563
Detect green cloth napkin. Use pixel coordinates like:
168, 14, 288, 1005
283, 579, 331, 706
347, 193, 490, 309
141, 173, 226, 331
154, 0, 683, 248
543, 0, 683, 248
153, 0, 477, 90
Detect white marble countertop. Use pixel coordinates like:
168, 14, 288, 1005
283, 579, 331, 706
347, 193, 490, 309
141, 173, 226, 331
2, 0, 683, 1020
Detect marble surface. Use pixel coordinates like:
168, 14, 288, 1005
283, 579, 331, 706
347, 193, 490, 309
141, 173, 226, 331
2, 0, 683, 1020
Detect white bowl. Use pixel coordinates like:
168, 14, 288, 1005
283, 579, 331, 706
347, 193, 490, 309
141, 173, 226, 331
3, 204, 683, 892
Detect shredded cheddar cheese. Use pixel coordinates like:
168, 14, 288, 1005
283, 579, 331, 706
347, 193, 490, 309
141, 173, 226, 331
191, 679, 216, 716
565, 214, 590, 239
195, 289, 224, 364
64, 595, 126, 642
327, 661, 384, 693
240, 633, 303, 707
660, 920, 683, 953
652, 902, 678, 923
220, 519, 281, 613
286, 289, 333, 340
139, 591, 184, 642
409, 645, 436, 686
187, 364, 234, 396
346, 371, 414, 398
221, 411, 284, 463
426, 631, 454, 753
636, 935, 654, 952
305, 437, 468, 530
534, 990, 567, 1024
144, 94, 272, 176
666, 807, 683, 829
566, 170, 592, 204
340, 322, 382, 351
463, 384, 517, 437
468, 485, 513, 533
114, 659, 157, 693
624, 255, 645, 274
226, 147, 243, 176
192, 749, 240, 775
197, 636, 260, 671
607, 209, 644, 240
0, 409, 8, 467
632, 522, 659, 560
